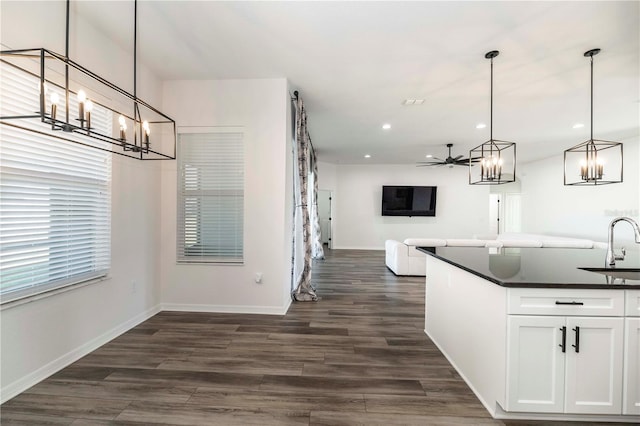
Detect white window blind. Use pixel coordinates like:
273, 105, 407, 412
0, 62, 112, 304
177, 132, 244, 263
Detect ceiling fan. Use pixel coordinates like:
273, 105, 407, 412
417, 143, 479, 168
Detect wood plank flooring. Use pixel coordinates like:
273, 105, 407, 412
0, 248, 620, 425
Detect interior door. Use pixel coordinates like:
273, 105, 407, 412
318, 190, 332, 248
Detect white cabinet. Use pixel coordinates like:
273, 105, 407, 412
625, 318, 640, 414
564, 317, 623, 414
506, 315, 624, 414
506, 316, 565, 413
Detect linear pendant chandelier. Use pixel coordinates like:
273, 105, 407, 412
469, 50, 516, 185
0, 0, 176, 160
564, 49, 622, 185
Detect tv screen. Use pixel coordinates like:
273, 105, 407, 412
382, 185, 437, 217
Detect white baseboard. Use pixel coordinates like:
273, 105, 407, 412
2, 300, 292, 403
162, 302, 290, 316
1, 304, 161, 404
281, 297, 292, 315
332, 246, 384, 251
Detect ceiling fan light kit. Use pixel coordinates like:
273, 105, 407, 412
563, 48, 623, 186
469, 50, 516, 185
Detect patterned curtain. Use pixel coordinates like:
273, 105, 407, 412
310, 150, 325, 259
292, 96, 317, 302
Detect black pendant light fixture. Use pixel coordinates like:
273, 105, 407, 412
564, 49, 622, 185
469, 50, 516, 185
0, 0, 176, 160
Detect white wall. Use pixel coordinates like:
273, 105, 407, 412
1, 1, 164, 402
520, 138, 639, 246
324, 164, 490, 250
159, 79, 292, 315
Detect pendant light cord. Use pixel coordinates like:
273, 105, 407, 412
64, 0, 70, 124
134, 0, 137, 100
590, 53, 594, 142
490, 56, 493, 142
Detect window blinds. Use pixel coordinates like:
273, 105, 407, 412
0, 62, 112, 303
177, 132, 244, 263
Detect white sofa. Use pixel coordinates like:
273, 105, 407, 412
385, 233, 607, 276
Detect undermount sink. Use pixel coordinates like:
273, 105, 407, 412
579, 267, 640, 280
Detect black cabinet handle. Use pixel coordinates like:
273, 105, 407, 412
555, 301, 584, 306
572, 326, 580, 353
559, 326, 567, 353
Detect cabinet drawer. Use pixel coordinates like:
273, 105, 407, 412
627, 290, 640, 317
508, 288, 624, 316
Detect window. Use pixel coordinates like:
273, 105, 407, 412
177, 132, 244, 263
0, 63, 112, 304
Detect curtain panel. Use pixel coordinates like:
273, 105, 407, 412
292, 95, 318, 302
310, 149, 325, 260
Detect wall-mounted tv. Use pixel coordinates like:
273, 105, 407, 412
382, 185, 437, 217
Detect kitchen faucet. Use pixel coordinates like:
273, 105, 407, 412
606, 217, 640, 267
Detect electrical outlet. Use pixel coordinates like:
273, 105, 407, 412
131, 280, 137, 293
255, 273, 263, 283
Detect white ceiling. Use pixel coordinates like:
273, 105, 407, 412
10, 1, 640, 165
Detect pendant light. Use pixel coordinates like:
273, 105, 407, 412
564, 49, 622, 185
0, 0, 176, 160
469, 50, 516, 185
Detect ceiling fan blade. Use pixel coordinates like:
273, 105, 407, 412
416, 162, 445, 167
453, 155, 463, 161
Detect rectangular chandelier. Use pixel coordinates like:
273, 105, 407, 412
564, 139, 623, 185
0, 48, 176, 160
469, 139, 516, 185
563, 49, 623, 186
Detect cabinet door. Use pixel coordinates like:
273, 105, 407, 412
564, 317, 623, 414
624, 318, 640, 415
506, 315, 565, 413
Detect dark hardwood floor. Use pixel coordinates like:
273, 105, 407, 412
0, 248, 620, 425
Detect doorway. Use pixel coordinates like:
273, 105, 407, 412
318, 190, 333, 249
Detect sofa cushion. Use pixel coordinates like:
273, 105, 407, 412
541, 239, 593, 249
500, 239, 543, 248
485, 240, 503, 248
446, 238, 486, 247
403, 238, 447, 247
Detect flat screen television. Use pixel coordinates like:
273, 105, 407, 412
382, 185, 437, 217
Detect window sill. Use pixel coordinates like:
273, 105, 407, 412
176, 260, 244, 266
0, 275, 111, 311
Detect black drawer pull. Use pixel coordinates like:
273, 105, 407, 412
559, 326, 567, 353
572, 326, 580, 353
555, 301, 584, 306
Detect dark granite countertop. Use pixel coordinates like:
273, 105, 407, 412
417, 246, 640, 289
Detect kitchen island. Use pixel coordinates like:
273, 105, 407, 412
418, 246, 640, 423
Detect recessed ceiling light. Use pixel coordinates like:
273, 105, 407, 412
425, 154, 433, 158
382, 124, 391, 130
476, 123, 487, 129
364, 154, 371, 158
572, 123, 584, 129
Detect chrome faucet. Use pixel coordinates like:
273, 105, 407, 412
606, 217, 640, 267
